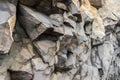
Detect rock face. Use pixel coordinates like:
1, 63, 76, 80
0, 0, 120, 80
0, 0, 16, 54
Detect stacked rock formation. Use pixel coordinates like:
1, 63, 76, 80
0, 0, 120, 80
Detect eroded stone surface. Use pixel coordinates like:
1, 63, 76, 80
0, 0, 120, 80
0, 0, 16, 54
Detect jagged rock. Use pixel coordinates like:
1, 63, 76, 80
80, 64, 100, 80
0, 0, 16, 54
55, 44, 76, 69
0, 56, 11, 80
65, 53, 76, 67
116, 32, 120, 42
35, 0, 66, 15
49, 14, 63, 25
53, 25, 74, 36
106, 53, 120, 80
0, 55, 13, 73
9, 61, 32, 74
51, 72, 70, 80
19, 0, 38, 6
33, 39, 56, 65
0, 0, 120, 80
89, 0, 103, 8
70, 0, 81, 14
13, 21, 28, 42
0, 71, 10, 80
55, 51, 67, 69
99, 0, 120, 19
68, 2, 79, 15
32, 58, 48, 71
10, 41, 35, 63
75, 23, 88, 43
92, 38, 104, 46
19, 4, 53, 40
56, 2, 67, 10
91, 47, 101, 68
81, 0, 105, 43
7, 38, 34, 74
34, 0, 53, 15
73, 75, 80, 80
63, 12, 76, 28
8, 0, 18, 5
98, 41, 114, 79
33, 68, 51, 80
67, 68, 79, 80
10, 71, 33, 80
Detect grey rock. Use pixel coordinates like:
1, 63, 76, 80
98, 42, 114, 79
0, 0, 120, 80
19, 0, 39, 6
75, 23, 88, 43
116, 32, 120, 41
89, 0, 103, 8
50, 14, 63, 27
68, 0, 80, 14
32, 58, 48, 71
10, 71, 33, 80
56, 2, 67, 10
33, 68, 51, 80
9, 60, 32, 74
8, 0, 18, 6
63, 12, 76, 28
51, 72, 70, 80
9, 41, 35, 63
33, 40, 56, 65
19, 5, 53, 40
0, 0, 16, 54
0, 71, 10, 80
65, 53, 76, 67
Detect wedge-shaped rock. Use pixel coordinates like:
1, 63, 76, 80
69, 0, 81, 14
32, 58, 48, 71
10, 40, 35, 63
49, 14, 63, 26
89, 0, 103, 8
54, 25, 74, 36
63, 12, 76, 28
33, 40, 56, 65
0, 0, 16, 54
19, 5, 53, 40
81, 0, 105, 42
33, 67, 51, 80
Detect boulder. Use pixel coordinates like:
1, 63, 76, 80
19, 5, 53, 40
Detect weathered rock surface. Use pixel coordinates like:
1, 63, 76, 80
0, 0, 120, 80
0, 0, 16, 54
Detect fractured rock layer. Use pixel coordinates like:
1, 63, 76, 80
0, 0, 120, 80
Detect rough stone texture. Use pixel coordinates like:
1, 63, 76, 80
0, 0, 120, 80
0, 0, 16, 54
